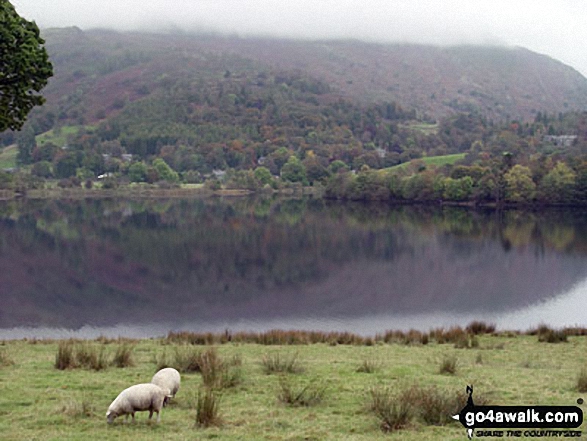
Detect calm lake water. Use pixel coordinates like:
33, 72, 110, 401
1, 197, 586, 339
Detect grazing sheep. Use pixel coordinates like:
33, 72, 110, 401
151, 367, 181, 405
106, 383, 170, 424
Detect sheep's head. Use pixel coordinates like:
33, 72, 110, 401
106, 410, 117, 424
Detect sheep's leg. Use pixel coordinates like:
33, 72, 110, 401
148, 409, 153, 419
156, 410, 160, 423
131, 412, 135, 423
124, 414, 129, 423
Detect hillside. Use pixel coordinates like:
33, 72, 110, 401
37, 28, 587, 125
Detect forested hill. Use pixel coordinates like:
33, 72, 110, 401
39, 28, 587, 124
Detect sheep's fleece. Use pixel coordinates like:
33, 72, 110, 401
151, 367, 181, 398
106, 383, 169, 423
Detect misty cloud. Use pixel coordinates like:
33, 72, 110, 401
11, 0, 587, 77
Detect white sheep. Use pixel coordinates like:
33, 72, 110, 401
151, 367, 181, 405
106, 383, 170, 424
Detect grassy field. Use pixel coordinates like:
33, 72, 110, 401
402, 122, 439, 136
0, 330, 585, 441
0, 145, 17, 169
36, 126, 93, 147
384, 153, 467, 173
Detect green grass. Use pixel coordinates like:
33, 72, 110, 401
0, 335, 585, 440
383, 153, 467, 172
402, 122, 439, 135
36, 125, 94, 147
0, 145, 17, 169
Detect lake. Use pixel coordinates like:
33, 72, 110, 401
0, 196, 586, 339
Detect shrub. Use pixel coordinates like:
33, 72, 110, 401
195, 387, 222, 428
261, 352, 304, 374
277, 376, 327, 407
369, 387, 413, 432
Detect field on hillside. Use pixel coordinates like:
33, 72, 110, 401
384, 153, 467, 172
0, 330, 585, 440
0, 145, 17, 169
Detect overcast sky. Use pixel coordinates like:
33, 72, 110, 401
11, 0, 587, 77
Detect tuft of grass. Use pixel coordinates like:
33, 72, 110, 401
261, 352, 304, 374
277, 376, 327, 407
538, 329, 567, 343
195, 387, 222, 428
0, 348, 14, 367
439, 354, 458, 375
369, 387, 413, 432
54, 341, 109, 370
111, 343, 135, 368
356, 357, 381, 373
400, 385, 456, 426
172, 346, 203, 373
466, 321, 496, 335
577, 369, 587, 393
75, 344, 109, 371
61, 397, 94, 418
55, 341, 76, 370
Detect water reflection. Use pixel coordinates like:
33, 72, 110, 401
0, 197, 586, 338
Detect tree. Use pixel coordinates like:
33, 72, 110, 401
538, 162, 576, 204
16, 123, 35, 164
152, 158, 179, 183
504, 165, 536, 203
254, 166, 274, 187
280, 156, 308, 185
1, 1, 53, 132
128, 161, 148, 183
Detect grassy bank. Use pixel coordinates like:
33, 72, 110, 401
0, 330, 585, 440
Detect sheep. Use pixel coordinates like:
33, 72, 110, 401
106, 383, 170, 424
151, 367, 181, 405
